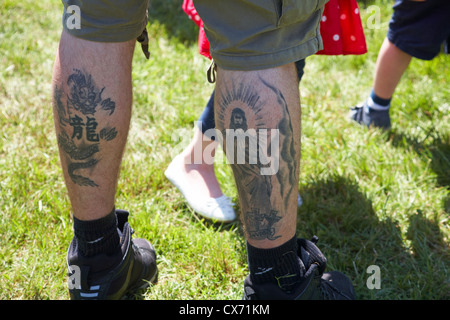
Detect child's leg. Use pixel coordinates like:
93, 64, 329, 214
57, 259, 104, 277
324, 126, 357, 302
372, 37, 412, 101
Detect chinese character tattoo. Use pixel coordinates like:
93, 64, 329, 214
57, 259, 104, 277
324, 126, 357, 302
54, 69, 118, 187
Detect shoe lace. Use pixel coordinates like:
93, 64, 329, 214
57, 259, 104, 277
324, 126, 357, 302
350, 104, 365, 123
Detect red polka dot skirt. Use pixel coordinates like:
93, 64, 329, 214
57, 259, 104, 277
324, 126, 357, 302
317, 0, 367, 55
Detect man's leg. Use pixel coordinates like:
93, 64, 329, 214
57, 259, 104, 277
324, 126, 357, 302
213, 63, 309, 295
214, 63, 354, 300
193, 0, 354, 299
53, 30, 134, 222
53, 29, 157, 300
215, 64, 300, 249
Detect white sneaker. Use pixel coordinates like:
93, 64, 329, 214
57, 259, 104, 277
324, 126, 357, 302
164, 159, 237, 222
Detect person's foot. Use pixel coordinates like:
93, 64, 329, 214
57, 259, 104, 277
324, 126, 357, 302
349, 100, 391, 130
243, 236, 355, 300
67, 210, 158, 300
165, 155, 236, 222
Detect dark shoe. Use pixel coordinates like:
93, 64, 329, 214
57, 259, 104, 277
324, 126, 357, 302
67, 210, 158, 300
350, 101, 391, 130
243, 237, 355, 300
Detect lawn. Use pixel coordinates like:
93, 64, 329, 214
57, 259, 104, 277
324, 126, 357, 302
0, 0, 448, 300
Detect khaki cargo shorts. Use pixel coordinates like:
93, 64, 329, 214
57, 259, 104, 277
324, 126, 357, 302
61, 0, 326, 70
61, 0, 149, 43
193, 0, 328, 70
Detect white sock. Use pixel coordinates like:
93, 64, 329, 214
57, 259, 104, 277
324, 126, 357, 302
366, 96, 390, 111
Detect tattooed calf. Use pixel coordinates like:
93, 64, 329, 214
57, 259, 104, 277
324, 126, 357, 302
68, 159, 99, 187
216, 76, 299, 241
55, 69, 118, 187
67, 69, 104, 115
245, 208, 282, 241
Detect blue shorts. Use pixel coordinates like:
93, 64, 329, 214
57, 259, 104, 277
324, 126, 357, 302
387, 0, 450, 60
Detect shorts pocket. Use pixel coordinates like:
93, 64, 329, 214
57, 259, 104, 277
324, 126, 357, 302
276, 0, 328, 26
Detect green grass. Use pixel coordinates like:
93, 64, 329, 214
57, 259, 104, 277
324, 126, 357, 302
0, 0, 448, 300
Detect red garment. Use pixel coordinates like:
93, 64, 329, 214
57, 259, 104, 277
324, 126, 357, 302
182, 0, 211, 59
316, 0, 367, 55
182, 0, 367, 59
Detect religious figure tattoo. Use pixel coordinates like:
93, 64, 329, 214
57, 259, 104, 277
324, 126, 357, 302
216, 76, 299, 241
54, 69, 118, 187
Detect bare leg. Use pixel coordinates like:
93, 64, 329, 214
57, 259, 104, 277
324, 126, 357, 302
54, 28, 159, 300
372, 38, 412, 99
165, 125, 236, 222
170, 127, 223, 198
215, 64, 355, 299
52, 30, 135, 221
214, 63, 300, 249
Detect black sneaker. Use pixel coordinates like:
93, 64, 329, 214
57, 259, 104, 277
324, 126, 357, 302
349, 100, 391, 130
243, 237, 355, 300
67, 210, 158, 300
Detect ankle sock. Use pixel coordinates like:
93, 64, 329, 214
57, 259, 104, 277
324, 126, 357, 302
367, 89, 391, 111
73, 208, 120, 257
247, 235, 303, 291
